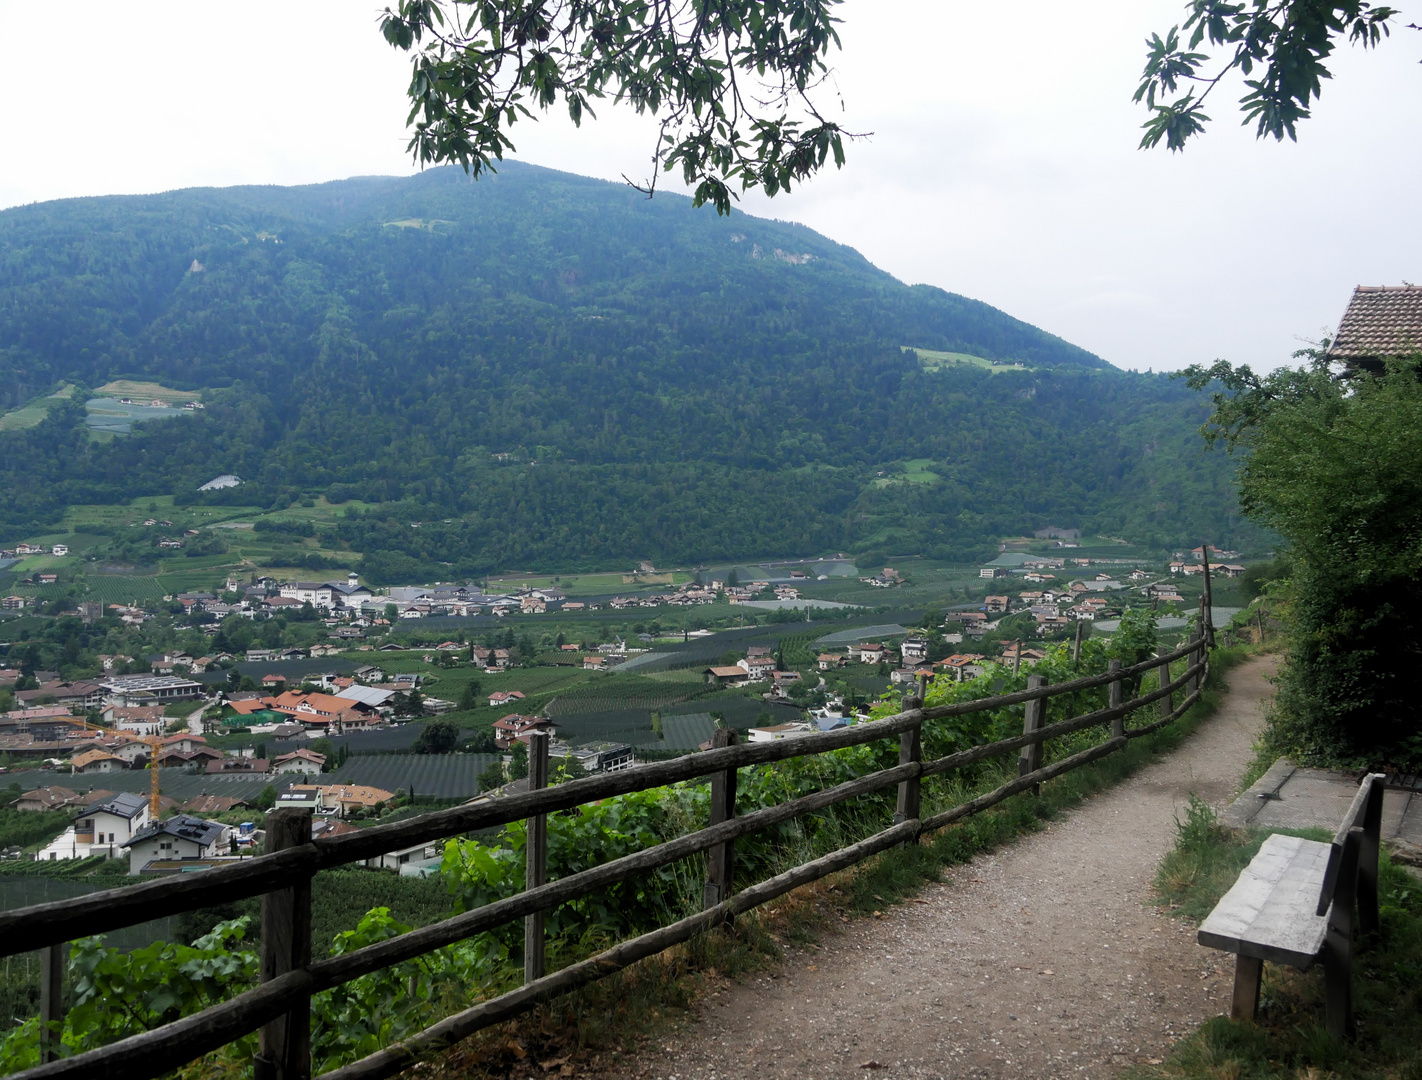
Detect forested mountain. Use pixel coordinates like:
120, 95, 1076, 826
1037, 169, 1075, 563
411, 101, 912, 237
0, 163, 1252, 575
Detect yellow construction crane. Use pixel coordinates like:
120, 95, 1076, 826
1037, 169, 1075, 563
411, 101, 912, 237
144, 734, 164, 818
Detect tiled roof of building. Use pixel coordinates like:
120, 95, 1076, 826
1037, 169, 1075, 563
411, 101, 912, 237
181, 794, 249, 814
124, 814, 226, 849
1328, 286, 1422, 363
75, 790, 149, 820
72, 748, 123, 769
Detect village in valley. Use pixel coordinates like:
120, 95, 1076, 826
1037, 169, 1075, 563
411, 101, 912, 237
0, 528, 1258, 878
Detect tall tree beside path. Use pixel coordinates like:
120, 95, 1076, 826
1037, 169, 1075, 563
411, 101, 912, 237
1183, 348, 1422, 764
379, 0, 853, 214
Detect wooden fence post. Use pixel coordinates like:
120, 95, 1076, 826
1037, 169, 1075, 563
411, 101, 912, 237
1018, 675, 1047, 792
1200, 544, 1216, 648
1157, 644, 1173, 722
895, 689, 924, 839
1108, 659, 1124, 738
38, 943, 63, 1065
1185, 620, 1201, 698
1071, 619, 1084, 666
256, 809, 313, 1080
524, 730, 550, 983
704, 728, 739, 908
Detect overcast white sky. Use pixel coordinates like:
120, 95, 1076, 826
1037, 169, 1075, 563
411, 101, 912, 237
0, 1, 1417, 371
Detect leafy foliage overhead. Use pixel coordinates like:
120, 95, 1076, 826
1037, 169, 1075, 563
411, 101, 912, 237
380, 0, 851, 213
1136, 1, 1400, 151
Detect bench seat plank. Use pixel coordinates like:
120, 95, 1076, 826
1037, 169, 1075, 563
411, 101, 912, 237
1198, 834, 1331, 969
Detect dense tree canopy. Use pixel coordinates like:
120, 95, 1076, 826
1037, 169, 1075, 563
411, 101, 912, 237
1185, 352, 1422, 763
0, 166, 1262, 573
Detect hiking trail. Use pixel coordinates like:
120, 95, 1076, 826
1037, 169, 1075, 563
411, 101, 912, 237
602, 655, 1279, 1080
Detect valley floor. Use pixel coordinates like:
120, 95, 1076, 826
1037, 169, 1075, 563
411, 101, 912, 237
594, 656, 1278, 1080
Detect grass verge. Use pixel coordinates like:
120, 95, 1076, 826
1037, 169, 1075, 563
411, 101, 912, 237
1120, 800, 1422, 1080
399, 645, 1267, 1079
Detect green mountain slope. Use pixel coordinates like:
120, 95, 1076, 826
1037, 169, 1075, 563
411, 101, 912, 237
0, 164, 1250, 574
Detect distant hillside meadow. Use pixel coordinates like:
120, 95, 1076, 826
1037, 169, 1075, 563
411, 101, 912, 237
0, 163, 1254, 576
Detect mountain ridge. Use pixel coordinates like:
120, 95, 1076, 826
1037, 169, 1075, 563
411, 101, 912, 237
0, 163, 1250, 574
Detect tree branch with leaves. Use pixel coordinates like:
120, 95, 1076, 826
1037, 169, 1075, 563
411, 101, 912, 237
1135, 1, 1401, 151
379, 0, 857, 214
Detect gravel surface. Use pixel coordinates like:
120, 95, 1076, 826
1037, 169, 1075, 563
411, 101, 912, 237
602, 656, 1279, 1080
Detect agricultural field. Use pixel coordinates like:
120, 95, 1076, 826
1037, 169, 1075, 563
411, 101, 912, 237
907, 347, 1034, 374
3, 495, 371, 587
871, 458, 941, 488
543, 675, 709, 717
84, 399, 197, 437
324, 753, 498, 800
0, 878, 177, 950
487, 571, 623, 594
94, 380, 203, 405
0, 767, 296, 806
0, 383, 74, 431
81, 574, 171, 605
641, 669, 708, 684
550, 707, 657, 747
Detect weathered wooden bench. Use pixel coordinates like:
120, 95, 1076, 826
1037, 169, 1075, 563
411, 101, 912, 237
1197, 772, 1385, 1038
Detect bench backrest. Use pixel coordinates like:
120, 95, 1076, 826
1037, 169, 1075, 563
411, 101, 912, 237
1317, 772, 1386, 916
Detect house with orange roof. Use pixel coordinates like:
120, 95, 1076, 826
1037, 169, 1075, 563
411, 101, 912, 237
228, 698, 278, 716
72, 748, 126, 774
268, 691, 374, 731
305, 783, 396, 817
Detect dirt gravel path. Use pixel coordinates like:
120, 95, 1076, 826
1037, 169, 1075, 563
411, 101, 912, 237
606, 655, 1279, 1080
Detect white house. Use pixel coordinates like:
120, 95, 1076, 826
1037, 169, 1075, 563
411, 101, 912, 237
275, 788, 324, 813
748, 722, 816, 743
123, 815, 229, 874
280, 582, 337, 608
105, 705, 167, 736
737, 655, 776, 679
50, 544, 69, 557
37, 792, 152, 861
330, 573, 374, 608
271, 748, 327, 774
899, 637, 930, 663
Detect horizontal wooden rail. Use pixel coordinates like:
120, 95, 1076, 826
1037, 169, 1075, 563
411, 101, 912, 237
320, 819, 923, 1080
922, 656, 1204, 779
4, 625, 1214, 1080
920, 636, 1198, 721
0, 712, 924, 955
325, 647, 1213, 1080
11, 763, 921, 1080
309, 760, 918, 988
1123, 683, 1204, 740
0, 649, 1209, 957
923, 664, 1208, 831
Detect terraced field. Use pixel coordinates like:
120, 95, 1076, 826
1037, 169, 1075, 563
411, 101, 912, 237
324, 753, 499, 800
543, 675, 705, 717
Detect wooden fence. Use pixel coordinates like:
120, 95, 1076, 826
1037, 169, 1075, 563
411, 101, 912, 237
1, 609, 1215, 1080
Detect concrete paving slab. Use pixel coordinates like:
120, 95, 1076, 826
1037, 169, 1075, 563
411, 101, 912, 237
1223, 758, 1422, 843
